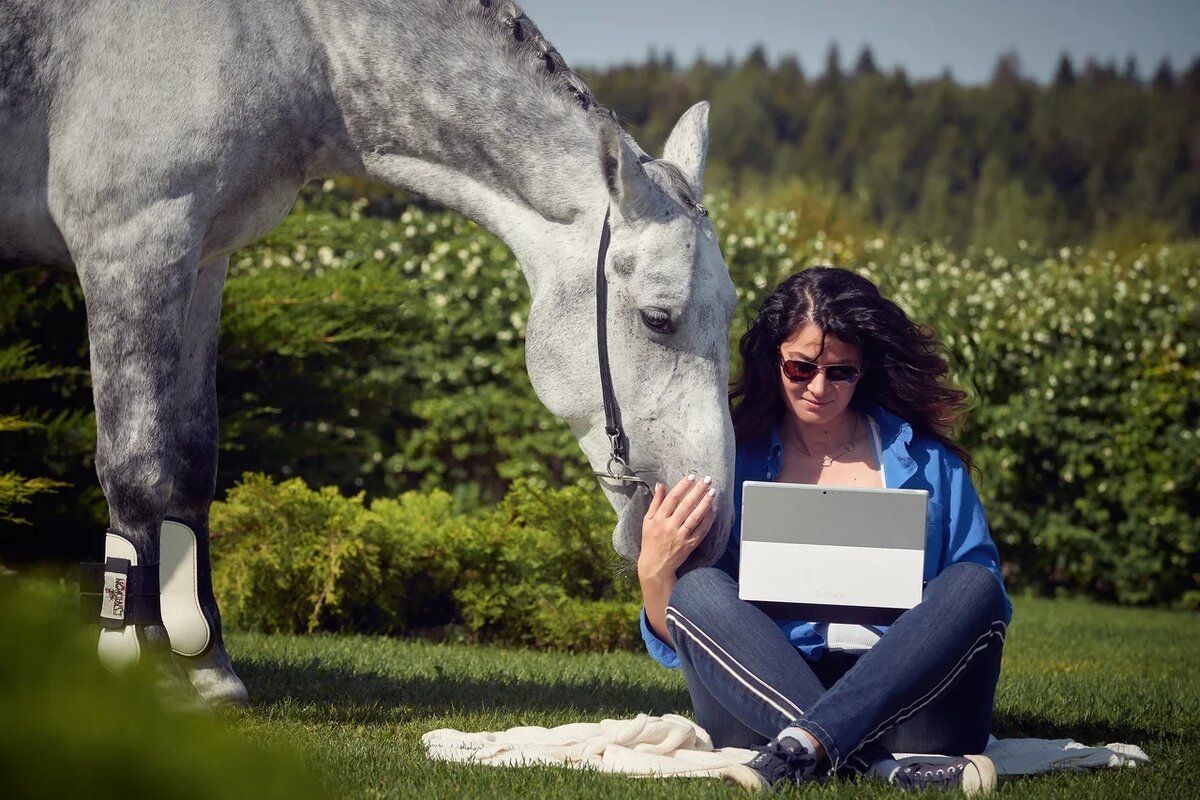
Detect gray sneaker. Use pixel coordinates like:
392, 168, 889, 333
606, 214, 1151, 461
743, 736, 823, 788
889, 755, 997, 795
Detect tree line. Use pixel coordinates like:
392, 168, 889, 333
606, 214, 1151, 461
584, 46, 1200, 248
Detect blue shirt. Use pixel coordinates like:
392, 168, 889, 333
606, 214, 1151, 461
640, 403, 1012, 668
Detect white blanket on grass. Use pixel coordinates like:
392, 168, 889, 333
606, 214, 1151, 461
421, 714, 1148, 788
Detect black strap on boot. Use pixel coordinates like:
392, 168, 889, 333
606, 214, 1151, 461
80, 557, 162, 627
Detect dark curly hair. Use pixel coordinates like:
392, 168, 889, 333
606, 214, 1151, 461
729, 267, 974, 471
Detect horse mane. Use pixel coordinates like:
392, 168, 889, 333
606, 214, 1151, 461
472, 0, 612, 119
469, 1, 704, 212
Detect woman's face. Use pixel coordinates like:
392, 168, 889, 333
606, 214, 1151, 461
777, 323, 863, 427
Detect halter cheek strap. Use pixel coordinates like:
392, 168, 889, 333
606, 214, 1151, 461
592, 204, 647, 489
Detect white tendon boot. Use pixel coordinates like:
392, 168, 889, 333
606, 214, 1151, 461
161, 519, 248, 707
82, 526, 231, 710
159, 519, 211, 657
84, 531, 161, 672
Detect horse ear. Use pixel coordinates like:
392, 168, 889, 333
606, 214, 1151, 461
661, 101, 709, 197
599, 120, 657, 218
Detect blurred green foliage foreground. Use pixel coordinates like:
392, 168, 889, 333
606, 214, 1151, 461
2, 190, 1196, 609
3, 575, 1198, 800
0, 579, 324, 800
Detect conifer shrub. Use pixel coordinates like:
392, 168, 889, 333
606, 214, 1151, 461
210, 474, 382, 633
210, 475, 639, 650
0, 269, 95, 552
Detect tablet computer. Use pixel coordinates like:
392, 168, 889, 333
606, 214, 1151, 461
738, 481, 928, 625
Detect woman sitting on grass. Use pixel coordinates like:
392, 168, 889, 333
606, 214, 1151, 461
638, 267, 1011, 793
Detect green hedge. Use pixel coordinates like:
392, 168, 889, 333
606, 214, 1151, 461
2, 188, 1197, 607
717, 208, 1199, 606
211, 474, 641, 650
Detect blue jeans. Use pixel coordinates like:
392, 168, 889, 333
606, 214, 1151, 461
666, 561, 1007, 772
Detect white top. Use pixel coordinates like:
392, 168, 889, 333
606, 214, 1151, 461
816, 414, 887, 653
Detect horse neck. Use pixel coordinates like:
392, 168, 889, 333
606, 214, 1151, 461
300, 0, 607, 284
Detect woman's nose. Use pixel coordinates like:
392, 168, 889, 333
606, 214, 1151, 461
807, 371, 831, 396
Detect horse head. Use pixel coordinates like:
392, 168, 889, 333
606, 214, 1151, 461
524, 103, 737, 567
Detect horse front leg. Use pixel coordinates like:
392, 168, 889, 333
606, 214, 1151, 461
75, 225, 201, 705
162, 254, 247, 706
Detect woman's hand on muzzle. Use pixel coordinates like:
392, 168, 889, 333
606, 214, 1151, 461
638, 474, 718, 583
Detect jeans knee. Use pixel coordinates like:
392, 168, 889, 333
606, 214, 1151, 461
669, 567, 735, 620
937, 561, 1007, 619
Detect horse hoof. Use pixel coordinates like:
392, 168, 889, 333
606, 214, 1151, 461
177, 645, 249, 708
122, 623, 209, 713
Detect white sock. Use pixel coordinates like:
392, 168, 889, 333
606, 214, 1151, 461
775, 725, 821, 757
867, 758, 901, 782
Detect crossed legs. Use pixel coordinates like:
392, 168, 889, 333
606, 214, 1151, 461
666, 561, 1007, 772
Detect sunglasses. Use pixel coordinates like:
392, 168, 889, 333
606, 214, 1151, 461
779, 356, 862, 385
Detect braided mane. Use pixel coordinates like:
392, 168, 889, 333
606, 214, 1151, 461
473, 0, 612, 119
470, 1, 705, 213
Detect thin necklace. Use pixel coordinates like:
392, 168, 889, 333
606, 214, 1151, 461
791, 413, 859, 467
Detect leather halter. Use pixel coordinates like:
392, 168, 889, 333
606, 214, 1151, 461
592, 205, 649, 490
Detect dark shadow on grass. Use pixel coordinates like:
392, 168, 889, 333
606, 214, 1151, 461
993, 711, 1172, 749
236, 658, 693, 725
237, 657, 1180, 748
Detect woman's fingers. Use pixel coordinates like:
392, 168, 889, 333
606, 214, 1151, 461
683, 487, 717, 541
681, 484, 715, 542
657, 474, 697, 519
640, 475, 719, 578
672, 474, 713, 523
644, 482, 666, 519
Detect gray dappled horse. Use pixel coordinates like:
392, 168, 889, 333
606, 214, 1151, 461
0, 0, 736, 705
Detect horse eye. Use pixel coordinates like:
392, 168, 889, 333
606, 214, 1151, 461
640, 308, 675, 334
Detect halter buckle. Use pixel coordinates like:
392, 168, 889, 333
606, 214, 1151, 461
593, 463, 649, 488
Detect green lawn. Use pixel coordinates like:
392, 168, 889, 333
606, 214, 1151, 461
222, 596, 1199, 799
2, 583, 1197, 799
